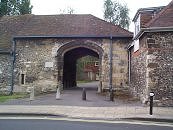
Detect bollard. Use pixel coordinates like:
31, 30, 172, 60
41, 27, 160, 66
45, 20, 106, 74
110, 89, 114, 101
82, 88, 86, 100
56, 87, 61, 100
149, 92, 154, 115
30, 86, 34, 101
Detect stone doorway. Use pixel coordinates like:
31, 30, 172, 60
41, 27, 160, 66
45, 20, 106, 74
56, 40, 103, 92
63, 47, 99, 89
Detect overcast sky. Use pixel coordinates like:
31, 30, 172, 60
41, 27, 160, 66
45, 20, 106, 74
31, 0, 172, 31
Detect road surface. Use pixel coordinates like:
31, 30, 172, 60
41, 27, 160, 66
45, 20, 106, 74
0, 116, 172, 130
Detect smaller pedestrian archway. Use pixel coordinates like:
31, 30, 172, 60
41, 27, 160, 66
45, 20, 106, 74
56, 40, 103, 91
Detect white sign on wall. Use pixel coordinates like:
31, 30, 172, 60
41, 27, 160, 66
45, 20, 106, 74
45, 62, 54, 68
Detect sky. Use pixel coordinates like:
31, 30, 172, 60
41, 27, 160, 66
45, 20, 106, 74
31, 0, 172, 31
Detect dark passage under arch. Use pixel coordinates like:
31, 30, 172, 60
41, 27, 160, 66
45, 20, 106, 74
63, 47, 99, 89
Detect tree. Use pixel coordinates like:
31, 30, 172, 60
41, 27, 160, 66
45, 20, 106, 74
0, 0, 33, 17
18, 0, 33, 15
0, 0, 8, 16
103, 0, 130, 29
59, 7, 75, 14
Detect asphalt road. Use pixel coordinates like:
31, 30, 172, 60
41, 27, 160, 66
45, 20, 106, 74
0, 117, 172, 130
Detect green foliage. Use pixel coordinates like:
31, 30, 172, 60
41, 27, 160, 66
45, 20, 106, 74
18, 0, 33, 15
0, 93, 28, 102
103, 0, 130, 29
104, 0, 114, 22
0, 0, 8, 16
59, 7, 75, 14
0, 0, 33, 17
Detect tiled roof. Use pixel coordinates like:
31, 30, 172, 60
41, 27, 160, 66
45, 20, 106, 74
140, 12, 153, 28
16, 14, 132, 37
0, 14, 132, 49
0, 14, 33, 49
145, 0, 173, 28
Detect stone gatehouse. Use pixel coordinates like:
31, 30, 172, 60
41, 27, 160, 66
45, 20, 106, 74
0, 14, 132, 95
13, 38, 132, 93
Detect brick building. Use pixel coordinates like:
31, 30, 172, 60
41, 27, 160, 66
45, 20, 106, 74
83, 61, 99, 81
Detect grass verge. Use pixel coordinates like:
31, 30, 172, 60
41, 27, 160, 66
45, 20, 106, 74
0, 93, 28, 102
77, 80, 93, 83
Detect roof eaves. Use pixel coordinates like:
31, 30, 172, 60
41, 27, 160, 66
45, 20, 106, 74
133, 26, 173, 40
13, 35, 133, 40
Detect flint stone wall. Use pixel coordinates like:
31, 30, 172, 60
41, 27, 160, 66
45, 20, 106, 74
130, 35, 148, 103
14, 38, 129, 94
0, 53, 12, 94
130, 32, 173, 106
146, 32, 173, 106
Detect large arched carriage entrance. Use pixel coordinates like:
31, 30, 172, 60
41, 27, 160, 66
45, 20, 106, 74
56, 40, 103, 91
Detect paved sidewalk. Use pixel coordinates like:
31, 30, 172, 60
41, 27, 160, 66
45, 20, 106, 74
0, 82, 141, 106
0, 105, 173, 121
0, 82, 173, 121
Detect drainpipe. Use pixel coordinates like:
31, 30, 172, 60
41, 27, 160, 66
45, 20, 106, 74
128, 49, 131, 84
109, 36, 113, 101
10, 39, 16, 95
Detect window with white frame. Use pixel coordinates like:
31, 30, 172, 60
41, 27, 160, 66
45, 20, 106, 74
134, 14, 140, 36
134, 39, 139, 52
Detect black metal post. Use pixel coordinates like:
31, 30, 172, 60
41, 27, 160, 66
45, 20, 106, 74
82, 88, 86, 100
110, 89, 114, 101
149, 92, 154, 115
